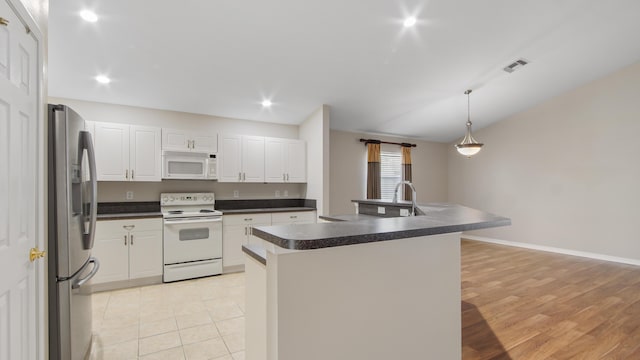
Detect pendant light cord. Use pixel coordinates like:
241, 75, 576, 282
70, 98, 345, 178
465, 89, 472, 126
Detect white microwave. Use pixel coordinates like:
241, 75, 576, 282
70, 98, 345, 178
162, 151, 217, 180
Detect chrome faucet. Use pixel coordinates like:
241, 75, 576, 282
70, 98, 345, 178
392, 181, 418, 216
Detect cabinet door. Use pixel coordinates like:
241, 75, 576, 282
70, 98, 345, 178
129, 229, 163, 279
95, 122, 130, 181
130, 125, 161, 182
222, 224, 247, 268
91, 220, 129, 284
162, 128, 189, 151
264, 138, 286, 183
242, 136, 265, 183
286, 140, 307, 183
219, 134, 243, 182
192, 134, 218, 153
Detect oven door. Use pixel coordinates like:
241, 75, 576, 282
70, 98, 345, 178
163, 217, 222, 264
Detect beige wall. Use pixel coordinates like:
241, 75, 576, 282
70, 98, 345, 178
448, 60, 640, 260
299, 105, 331, 215
49, 97, 305, 201
329, 130, 449, 215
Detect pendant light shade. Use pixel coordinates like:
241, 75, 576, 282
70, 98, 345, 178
456, 89, 483, 157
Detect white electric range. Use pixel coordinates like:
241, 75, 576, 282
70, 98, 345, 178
161, 192, 223, 282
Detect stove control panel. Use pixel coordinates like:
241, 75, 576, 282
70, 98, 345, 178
160, 193, 215, 206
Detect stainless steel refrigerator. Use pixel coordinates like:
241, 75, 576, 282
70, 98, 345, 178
48, 104, 100, 360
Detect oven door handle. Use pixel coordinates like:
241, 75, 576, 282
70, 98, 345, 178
164, 217, 222, 225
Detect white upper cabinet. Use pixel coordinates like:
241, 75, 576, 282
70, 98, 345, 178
242, 136, 266, 182
162, 128, 217, 153
265, 138, 287, 182
94, 122, 161, 182
95, 122, 130, 181
130, 126, 162, 181
265, 138, 306, 183
219, 134, 265, 183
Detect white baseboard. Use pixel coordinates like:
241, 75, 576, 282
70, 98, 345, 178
463, 235, 640, 267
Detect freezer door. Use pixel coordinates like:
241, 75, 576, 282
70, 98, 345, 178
51, 257, 99, 360
49, 105, 95, 278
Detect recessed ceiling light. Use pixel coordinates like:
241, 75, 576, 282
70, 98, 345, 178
403, 17, 417, 27
95, 75, 110, 84
80, 10, 98, 23
261, 100, 272, 107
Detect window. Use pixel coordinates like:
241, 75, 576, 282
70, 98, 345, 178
380, 147, 402, 200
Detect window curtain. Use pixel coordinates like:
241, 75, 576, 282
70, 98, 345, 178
402, 146, 412, 201
366, 142, 381, 199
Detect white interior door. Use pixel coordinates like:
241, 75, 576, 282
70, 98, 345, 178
0, 1, 41, 359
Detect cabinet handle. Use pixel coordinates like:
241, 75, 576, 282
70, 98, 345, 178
290, 215, 297, 219
125, 169, 128, 179
130, 235, 134, 245
243, 173, 246, 181
192, 140, 196, 149
124, 235, 127, 245
131, 169, 134, 179
244, 227, 247, 235
244, 218, 253, 221
238, 172, 242, 181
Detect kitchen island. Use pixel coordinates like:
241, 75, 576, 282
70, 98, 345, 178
244, 202, 510, 360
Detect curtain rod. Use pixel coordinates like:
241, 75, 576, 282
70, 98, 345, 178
359, 138, 416, 148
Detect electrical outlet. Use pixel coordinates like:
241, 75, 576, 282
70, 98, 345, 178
377, 206, 386, 214
284, 190, 288, 197
400, 208, 410, 217
275, 190, 280, 197
233, 190, 239, 198
126, 191, 134, 200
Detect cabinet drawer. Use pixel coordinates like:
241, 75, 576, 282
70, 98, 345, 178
223, 213, 272, 226
271, 211, 316, 224
97, 218, 162, 232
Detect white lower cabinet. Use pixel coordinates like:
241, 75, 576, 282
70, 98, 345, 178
91, 218, 163, 284
222, 213, 271, 269
222, 211, 317, 271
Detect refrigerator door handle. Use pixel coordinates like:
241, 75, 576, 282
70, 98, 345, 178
78, 130, 98, 250
72, 257, 100, 289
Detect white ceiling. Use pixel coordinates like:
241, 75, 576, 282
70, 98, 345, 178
49, 0, 640, 143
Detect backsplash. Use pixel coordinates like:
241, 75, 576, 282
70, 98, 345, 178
97, 180, 306, 202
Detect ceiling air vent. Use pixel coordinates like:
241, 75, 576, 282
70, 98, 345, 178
503, 58, 529, 73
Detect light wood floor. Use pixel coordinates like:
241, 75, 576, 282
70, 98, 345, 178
461, 239, 640, 359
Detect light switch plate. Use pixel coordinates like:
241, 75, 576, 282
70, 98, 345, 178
378, 206, 386, 214
126, 191, 134, 200
233, 190, 239, 198
275, 190, 280, 197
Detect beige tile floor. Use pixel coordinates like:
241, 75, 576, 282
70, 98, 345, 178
89, 272, 246, 360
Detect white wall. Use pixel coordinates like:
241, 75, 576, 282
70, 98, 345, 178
299, 105, 330, 215
329, 130, 449, 215
448, 60, 640, 261
49, 97, 306, 201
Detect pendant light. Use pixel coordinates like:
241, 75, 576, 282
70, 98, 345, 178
455, 89, 484, 157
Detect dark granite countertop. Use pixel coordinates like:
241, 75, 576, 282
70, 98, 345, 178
253, 203, 510, 250
242, 244, 267, 265
97, 212, 163, 220
221, 207, 316, 215
97, 202, 162, 220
